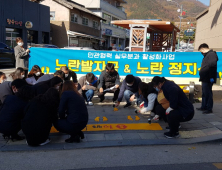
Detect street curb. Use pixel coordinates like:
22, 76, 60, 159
1, 133, 222, 152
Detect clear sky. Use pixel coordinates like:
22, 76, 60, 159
198, 0, 210, 6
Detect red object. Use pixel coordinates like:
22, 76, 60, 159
191, 23, 194, 27
182, 11, 186, 16
140, 103, 144, 108
116, 124, 127, 129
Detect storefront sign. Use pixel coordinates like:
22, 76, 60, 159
29, 48, 222, 81
25, 21, 33, 29
6, 19, 22, 26
105, 29, 112, 36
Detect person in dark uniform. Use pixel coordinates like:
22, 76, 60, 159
53, 81, 88, 143
32, 76, 63, 96
97, 63, 120, 102
0, 85, 33, 141
60, 66, 77, 83
152, 76, 194, 139
197, 43, 218, 114
21, 88, 60, 146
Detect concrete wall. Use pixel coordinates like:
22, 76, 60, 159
72, 0, 100, 8
0, 0, 50, 45
41, 0, 70, 21
194, 0, 222, 51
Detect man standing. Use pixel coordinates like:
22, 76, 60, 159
197, 43, 218, 114
60, 66, 77, 83
98, 63, 120, 102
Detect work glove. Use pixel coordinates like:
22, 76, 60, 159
166, 107, 174, 115
210, 78, 214, 83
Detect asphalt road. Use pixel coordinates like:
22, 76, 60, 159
1, 141, 222, 170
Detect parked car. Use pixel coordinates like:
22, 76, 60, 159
0, 42, 15, 66
30, 44, 58, 48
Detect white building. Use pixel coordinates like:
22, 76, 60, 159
72, 0, 128, 50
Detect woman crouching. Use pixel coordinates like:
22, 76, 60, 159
54, 81, 88, 143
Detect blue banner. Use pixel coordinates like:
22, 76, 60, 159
29, 48, 222, 79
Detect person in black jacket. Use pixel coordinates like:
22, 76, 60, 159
61, 66, 77, 83
0, 85, 33, 141
98, 63, 120, 102
152, 76, 194, 139
115, 75, 141, 108
22, 88, 60, 146
32, 76, 63, 96
197, 43, 218, 114
0, 79, 27, 107
53, 81, 88, 143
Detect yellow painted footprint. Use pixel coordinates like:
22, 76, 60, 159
128, 116, 133, 121
103, 117, 108, 122
94, 117, 100, 122
114, 107, 118, 111
135, 116, 140, 121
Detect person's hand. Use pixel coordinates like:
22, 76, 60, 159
100, 88, 103, 93
28, 46, 31, 48
26, 49, 30, 53
210, 78, 214, 83
166, 107, 174, 115
115, 102, 120, 107
115, 84, 119, 88
130, 94, 135, 102
82, 85, 86, 90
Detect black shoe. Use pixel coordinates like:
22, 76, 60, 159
65, 135, 80, 143
99, 96, 105, 102
78, 131, 85, 139
11, 134, 25, 142
166, 125, 181, 130
203, 110, 213, 114
196, 107, 206, 111
124, 103, 131, 108
164, 132, 180, 139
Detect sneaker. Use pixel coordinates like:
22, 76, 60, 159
203, 110, 213, 114
166, 125, 181, 130
39, 139, 51, 146
124, 103, 132, 108
65, 135, 80, 143
87, 101, 94, 106
164, 132, 180, 139
196, 107, 206, 111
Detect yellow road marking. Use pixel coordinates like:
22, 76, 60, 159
128, 116, 133, 121
114, 107, 118, 111
94, 117, 100, 122
135, 116, 140, 121
50, 123, 162, 133
103, 117, 108, 122
213, 163, 222, 169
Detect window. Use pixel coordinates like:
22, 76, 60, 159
82, 17, 89, 26
103, 13, 111, 25
50, 11, 55, 21
93, 21, 98, 29
71, 13, 78, 23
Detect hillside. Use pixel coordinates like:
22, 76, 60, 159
123, 0, 207, 22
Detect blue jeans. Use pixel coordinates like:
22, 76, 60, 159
201, 82, 213, 111
124, 90, 140, 105
82, 89, 94, 102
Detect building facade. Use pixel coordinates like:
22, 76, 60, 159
72, 0, 128, 50
194, 0, 222, 51
41, 0, 104, 48
0, 0, 50, 48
